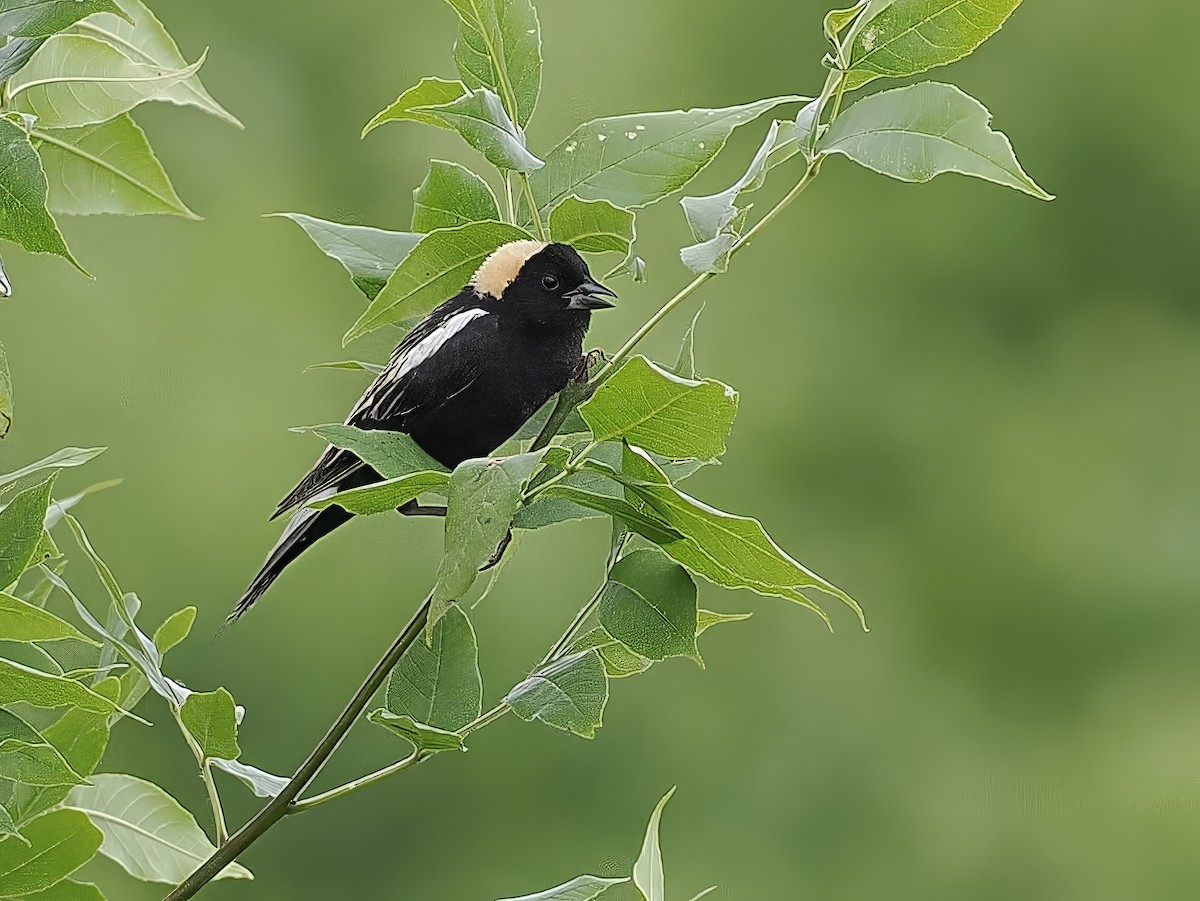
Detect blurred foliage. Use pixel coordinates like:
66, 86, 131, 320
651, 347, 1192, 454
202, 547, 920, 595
1, 0, 1197, 898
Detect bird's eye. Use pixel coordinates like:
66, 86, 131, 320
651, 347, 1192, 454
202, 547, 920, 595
541, 275, 560, 291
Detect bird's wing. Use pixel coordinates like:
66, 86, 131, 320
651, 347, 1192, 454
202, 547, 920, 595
271, 299, 495, 519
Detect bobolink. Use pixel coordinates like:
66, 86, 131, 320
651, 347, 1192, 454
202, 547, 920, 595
231, 240, 617, 619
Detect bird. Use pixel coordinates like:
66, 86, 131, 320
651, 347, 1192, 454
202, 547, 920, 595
229, 240, 617, 619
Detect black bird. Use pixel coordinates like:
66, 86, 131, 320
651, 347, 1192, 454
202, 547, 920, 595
230, 241, 617, 619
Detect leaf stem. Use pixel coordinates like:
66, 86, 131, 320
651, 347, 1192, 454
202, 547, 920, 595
200, 760, 229, 845
288, 751, 428, 815
520, 173, 546, 240
163, 595, 432, 900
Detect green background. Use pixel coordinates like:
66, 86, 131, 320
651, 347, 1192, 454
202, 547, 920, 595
4, 0, 1199, 898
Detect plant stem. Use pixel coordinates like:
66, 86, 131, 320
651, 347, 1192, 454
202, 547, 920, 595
163, 595, 431, 900
520, 173, 546, 240
200, 761, 229, 846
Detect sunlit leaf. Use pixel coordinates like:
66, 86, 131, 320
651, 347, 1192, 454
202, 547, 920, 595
386, 604, 481, 730
0, 658, 121, 715
367, 710, 466, 752
23, 878, 105, 900
0, 475, 55, 587
152, 606, 195, 656
0, 809, 101, 898
0, 738, 88, 787
697, 608, 752, 636
570, 627, 652, 679
496, 874, 629, 901
361, 76, 466, 135
344, 220, 533, 343
443, 0, 541, 127
34, 114, 197, 217
548, 197, 635, 256
180, 688, 240, 760
819, 81, 1052, 199
269, 213, 422, 301
632, 787, 675, 901
505, 650, 607, 739
63, 774, 252, 883
412, 159, 500, 232
0, 119, 80, 271
0, 590, 98, 644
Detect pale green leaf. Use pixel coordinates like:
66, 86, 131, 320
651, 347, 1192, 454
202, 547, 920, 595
0, 474, 55, 586
570, 627, 652, 679
361, 76, 466, 136
0, 447, 104, 491
412, 159, 500, 232
580, 356, 738, 461
63, 774, 252, 882
444, 0, 541, 127
497, 874, 629, 901
367, 710, 465, 752
303, 360, 384, 376
819, 81, 1051, 199
345, 220, 532, 344
824, 0, 870, 43
0, 340, 10, 437
152, 606, 195, 656
34, 114, 197, 217
269, 213, 422, 301
672, 305, 703, 379
846, 0, 1024, 90
0, 119, 80, 271
43, 479, 122, 530
529, 96, 804, 214
599, 549, 699, 662
180, 688, 240, 760
548, 197, 634, 256
70, 0, 241, 126
310, 471, 450, 516
505, 649, 608, 739
209, 758, 287, 799
386, 603, 481, 730
11, 34, 206, 129
633, 787, 675, 901
291, 424, 446, 479
415, 88, 543, 173
0, 0, 124, 39
0, 809, 101, 899
0, 590, 98, 644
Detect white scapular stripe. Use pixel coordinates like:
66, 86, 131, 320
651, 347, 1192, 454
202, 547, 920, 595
275, 487, 336, 548
394, 308, 489, 380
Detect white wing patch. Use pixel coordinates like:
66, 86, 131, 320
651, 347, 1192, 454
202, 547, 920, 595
393, 308, 490, 380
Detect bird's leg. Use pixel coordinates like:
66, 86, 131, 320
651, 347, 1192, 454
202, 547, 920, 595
573, 348, 606, 384
480, 527, 513, 571
397, 500, 447, 517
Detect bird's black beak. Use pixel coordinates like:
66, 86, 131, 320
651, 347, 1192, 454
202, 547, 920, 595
565, 281, 617, 310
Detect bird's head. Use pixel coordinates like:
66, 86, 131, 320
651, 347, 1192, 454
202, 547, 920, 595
471, 240, 617, 323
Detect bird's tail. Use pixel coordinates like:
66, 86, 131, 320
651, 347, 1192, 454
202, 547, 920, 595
229, 502, 354, 621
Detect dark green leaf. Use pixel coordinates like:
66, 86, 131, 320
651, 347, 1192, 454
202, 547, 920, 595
0, 809, 101, 898
0, 805, 18, 843
845, 0, 1024, 90
310, 472, 450, 516
0, 474, 55, 587
291, 424, 447, 478
414, 88, 543, 173
580, 356, 738, 461
210, 758, 287, 799
0, 119, 79, 271
512, 396, 589, 442
0, 38, 44, 84
0, 590, 98, 644
0, 0, 123, 39
548, 197, 635, 256
535, 483, 681, 545
0, 448, 104, 491
599, 549, 699, 662
344, 221, 533, 343
504, 650, 607, 739
270, 213, 422, 300
496, 875, 629, 901
152, 606, 195, 656
444, 0, 541, 127
529, 96, 803, 214
24, 878, 105, 900
180, 688, 240, 760
386, 604, 481, 730
34, 115, 197, 217
819, 81, 1052, 199
361, 76, 467, 135
412, 160, 500, 232
63, 774, 252, 882
367, 710, 465, 752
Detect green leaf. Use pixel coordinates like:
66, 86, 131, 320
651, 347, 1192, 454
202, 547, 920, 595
0, 739, 88, 787
303, 360, 384, 376
824, 0, 870, 44
697, 608, 752, 636
443, 0, 541, 127
414, 88, 544, 173
529, 96, 804, 214
0, 590, 98, 644
23, 878, 105, 900
269, 213, 422, 301
497, 875, 629, 901
11, 34, 206, 129
412, 159, 500, 232
570, 627, 652, 679
0, 658, 121, 715
633, 787, 675, 901
0, 805, 18, 843
430, 450, 546, 629
504, 650, 608, 739
0, 339, 11, 437
386, 603, 481, 730
0, 809, 101, 899
33, 114, 197, 217
180, 688, 240, 760
310, 471, 450, 516
535, 483, 680, 544
580, 356, 738, 461
548, 197, 635, 256
152, 606, 195, 656
599, 549, 698, 662
611, 446, 865, 629
291, 424, 447, 479
672, 306, 703, 379
367, 710, 465, 752
0, 119, 79, 271
69, 0, 241, 127
0, 37, 43, 84
0, 0, 124, 39
512, 396, 589, 441
845, 0, 1023, 91
0, 474, 55, 587
361, 76, 467, 136
209, 758, 287, 799
345, 220, 532, 344
819, 82, 1052, 200
63, 774, 252, 883
0, 448, 104, 491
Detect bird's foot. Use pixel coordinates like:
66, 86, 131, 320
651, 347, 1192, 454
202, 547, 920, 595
573, 348, 606, 384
